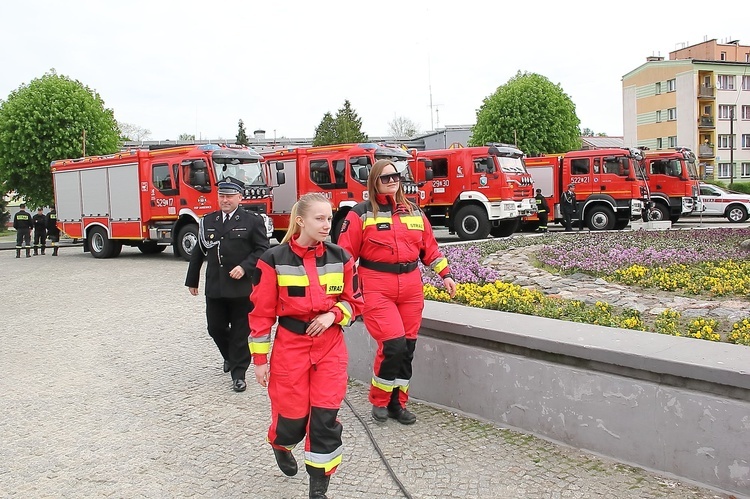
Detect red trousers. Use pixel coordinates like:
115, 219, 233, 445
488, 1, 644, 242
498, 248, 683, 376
359, 268, 424, 408
267, 326, 348, 476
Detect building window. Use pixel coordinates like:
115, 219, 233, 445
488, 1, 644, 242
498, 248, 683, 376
720, 51, 727, 61
717, 75, 736, 90
655, 82, 662, 94
743, 134, 750, 149
667, 108, 677, 121
718, 134, 735, 149
656, 138, 663, 149
743, 75, 750, 91
719, 105, 737, 119
743, 105, 750, 120
742, 163, 750, 177
655, 110, 662, 123
668, 136, 677, 148
667, 79, 676, 92
717, 163, 732, 178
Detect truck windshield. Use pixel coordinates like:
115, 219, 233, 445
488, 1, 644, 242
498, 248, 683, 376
214, 160, 266, 186
496, 156, 527, 173
686, 161, 699, 180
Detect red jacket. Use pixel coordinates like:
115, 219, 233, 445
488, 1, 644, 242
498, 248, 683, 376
249, 236, 363, 365
337, 195, 451, 278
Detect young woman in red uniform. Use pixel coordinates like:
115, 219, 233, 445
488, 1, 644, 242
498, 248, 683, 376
337, 159, 457, 425
249, 193, 363, 499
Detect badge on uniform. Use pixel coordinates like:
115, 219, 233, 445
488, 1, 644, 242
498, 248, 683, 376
376, 222, 391, 231
340, 220, 349, 233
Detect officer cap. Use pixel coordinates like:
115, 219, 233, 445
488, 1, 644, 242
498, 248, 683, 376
217, 178, 244, 195
535, 188, 542, 194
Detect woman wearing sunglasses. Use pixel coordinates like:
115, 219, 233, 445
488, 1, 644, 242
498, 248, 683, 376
337, 159, 457, 425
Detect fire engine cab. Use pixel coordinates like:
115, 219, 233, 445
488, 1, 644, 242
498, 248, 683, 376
51, 144, 276, 260
640, 147, 700, 223
524, 148, 647, 231
260, 143, 425, 242
412, 144, 535, 240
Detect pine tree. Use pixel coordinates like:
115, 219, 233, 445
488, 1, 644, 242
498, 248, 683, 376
313, 112, 337, 146
334, 100, 368, 144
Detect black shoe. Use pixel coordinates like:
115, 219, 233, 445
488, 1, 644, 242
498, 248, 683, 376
371, 405, 388, 422
223, 360, 230, 373
387, 407, 417, 425
309, 474, 330, 499
232, 379, 246, 392
273, 448, 298, 476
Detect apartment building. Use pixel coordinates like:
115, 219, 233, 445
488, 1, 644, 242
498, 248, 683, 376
623, 39, 750, 182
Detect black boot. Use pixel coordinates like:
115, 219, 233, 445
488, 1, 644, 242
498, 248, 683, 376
52, 247, 58, 256
41, 247, 45, 255
33, 248, 38, 256
16, 249, 21, 258
309, 474, 330, 499
26, 248, 31, 258
273, 448, 298, 476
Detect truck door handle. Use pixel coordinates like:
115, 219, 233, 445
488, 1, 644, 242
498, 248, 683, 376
600, 185, 606, 191
656, 184, 662, 189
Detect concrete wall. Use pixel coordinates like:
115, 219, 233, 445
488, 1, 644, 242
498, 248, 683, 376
346, 301, 750, 497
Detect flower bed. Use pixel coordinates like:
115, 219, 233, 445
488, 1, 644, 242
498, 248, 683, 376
422, 230, 750, 346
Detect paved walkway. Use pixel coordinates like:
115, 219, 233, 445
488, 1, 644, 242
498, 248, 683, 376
0, 247, 733, 498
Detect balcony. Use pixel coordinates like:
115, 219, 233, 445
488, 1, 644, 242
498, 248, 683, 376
698, 84, 715, 98
698, 116, 715, 128
699, 144, 715, 158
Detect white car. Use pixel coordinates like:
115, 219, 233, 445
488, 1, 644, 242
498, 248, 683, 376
695, 183, 750, 222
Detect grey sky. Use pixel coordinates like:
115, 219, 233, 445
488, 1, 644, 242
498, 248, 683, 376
1, 0, 746, 141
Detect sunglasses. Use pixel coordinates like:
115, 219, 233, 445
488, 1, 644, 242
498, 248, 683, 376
378, 172, 401, 184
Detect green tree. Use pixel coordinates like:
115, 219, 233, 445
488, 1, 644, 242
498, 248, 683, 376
236, 119, 249, 146
470, 71, 581, 155
313, 101, 368, 146
312, 112, 337, 146
0, 71, 119, 207
178, 133, 196, 141
334, 100, 368, 144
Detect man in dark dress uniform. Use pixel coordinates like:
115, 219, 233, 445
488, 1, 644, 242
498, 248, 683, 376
32, 207, 47, 255
185, 179, 269, 392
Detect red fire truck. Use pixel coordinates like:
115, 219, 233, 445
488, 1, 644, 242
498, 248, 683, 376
524, 148, 648, 230
259, 143, 426, 242
411, 144, 535, 240
640, 147, 700, 223
51, 144, 277, 260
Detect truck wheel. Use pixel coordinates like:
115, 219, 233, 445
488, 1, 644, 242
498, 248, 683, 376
177, 224, 199, 261
585, 206, 616, 231
111, 241, 123, 258
88, 226, 115, 258
490, 218, 520, 238
138, 241, 166, 254
645, 203, 669, 222
454, 206, 491, 240
725, 204, 748, 223
670, 215, 680, 224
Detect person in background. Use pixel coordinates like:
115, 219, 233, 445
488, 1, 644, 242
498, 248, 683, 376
46, 207, 60, 256
337, 159, 457, 425
185, 178, 268, 392
13, 204, 33, 259
249, 192, 363, 499
534, 189, 549, 233
560, 183, 577, 232
32, 207, 47, 255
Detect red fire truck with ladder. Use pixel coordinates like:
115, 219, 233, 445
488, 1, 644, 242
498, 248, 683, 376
259, 143, 428, 243
523, 147, 648, 231
51, 144, 277, 260
411, 144, 535, 240
639, 147, 700, 223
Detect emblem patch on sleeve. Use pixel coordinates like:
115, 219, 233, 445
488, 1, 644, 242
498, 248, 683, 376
340, 220, 350, 233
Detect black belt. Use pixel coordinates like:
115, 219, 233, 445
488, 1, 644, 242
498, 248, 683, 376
278, 316, 308, 335
359, 258, 418, 274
